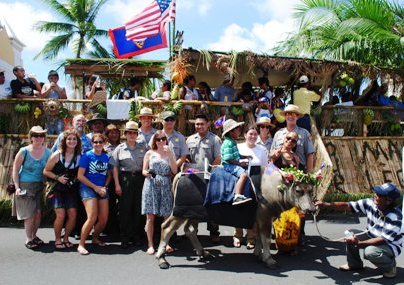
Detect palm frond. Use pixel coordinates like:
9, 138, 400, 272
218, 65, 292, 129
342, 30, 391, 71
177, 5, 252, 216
35, 21, 76, 33
34, 33, 73, 60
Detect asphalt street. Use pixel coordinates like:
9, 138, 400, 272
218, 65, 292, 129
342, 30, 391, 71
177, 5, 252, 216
0, 216, 402, 285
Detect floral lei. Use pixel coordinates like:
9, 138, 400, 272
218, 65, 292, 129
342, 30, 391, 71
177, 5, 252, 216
277, 166, 323, 192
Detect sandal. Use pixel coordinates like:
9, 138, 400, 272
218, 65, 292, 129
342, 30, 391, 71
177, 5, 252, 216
147, 247, 155, 255
33, 237, 44, 246
63, 241, 74, 248
246, 242, 255, 250
92, 239, 106, 247
55, 241, 66, 249
233, 237, 241, 248
77, 246, 89, 255
25, 240, 39, 249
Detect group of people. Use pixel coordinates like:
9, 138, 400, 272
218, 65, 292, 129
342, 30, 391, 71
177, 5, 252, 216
8, 74, 402, 278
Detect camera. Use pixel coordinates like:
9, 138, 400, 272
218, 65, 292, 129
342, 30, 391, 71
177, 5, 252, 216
18, 189, 27, 196
148, 169, 156, 178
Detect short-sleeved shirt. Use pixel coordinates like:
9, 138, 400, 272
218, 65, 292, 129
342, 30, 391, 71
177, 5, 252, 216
270, 126, 314, 166
213, 85, 235, 102
349, 198, 403, 257
237, 143, 268, 167
167, 131, 189, 159
0, 81, 12, 98
79, 150, 110, 187
139, 127, 157, 144
257, 136, 273, 152
186, 132, 222, 168
109, 141, 148, 172
51, 132, 92, 153
10, 78, 37, 97
221, 136, 240, 164
293, 87, 321, 115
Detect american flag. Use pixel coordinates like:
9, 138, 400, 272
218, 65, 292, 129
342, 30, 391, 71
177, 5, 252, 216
125, 0, 176, 42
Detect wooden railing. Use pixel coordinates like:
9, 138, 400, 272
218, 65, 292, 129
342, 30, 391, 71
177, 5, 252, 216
313, 105, 404, 137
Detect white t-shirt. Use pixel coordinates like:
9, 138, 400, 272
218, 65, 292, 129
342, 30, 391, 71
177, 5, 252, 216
237, 143, 268, 166
0, 81, 12, 98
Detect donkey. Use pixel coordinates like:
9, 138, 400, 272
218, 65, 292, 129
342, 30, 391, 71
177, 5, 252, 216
155, 166, 316, 269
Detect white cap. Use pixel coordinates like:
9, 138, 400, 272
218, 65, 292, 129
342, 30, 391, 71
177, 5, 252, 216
299, 75, 309, 84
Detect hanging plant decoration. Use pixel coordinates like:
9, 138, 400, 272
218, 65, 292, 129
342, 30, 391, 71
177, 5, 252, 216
14, 102, 31, 113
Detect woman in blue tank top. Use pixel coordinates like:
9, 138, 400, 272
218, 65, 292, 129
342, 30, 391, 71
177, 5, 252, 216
12, 126, 51, 249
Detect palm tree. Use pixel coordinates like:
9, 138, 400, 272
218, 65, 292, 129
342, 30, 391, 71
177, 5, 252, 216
35, 0, 109, 60
274, 0, 403, 69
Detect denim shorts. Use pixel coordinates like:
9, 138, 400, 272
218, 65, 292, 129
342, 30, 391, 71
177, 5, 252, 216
48, 191, 78, 209
79, 185, 109, 201
223, 164, 246, 178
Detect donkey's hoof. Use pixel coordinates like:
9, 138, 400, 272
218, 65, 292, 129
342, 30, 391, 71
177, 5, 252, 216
159, 261, 170, 269
265, 261, 279, 269
200, 251, 215, 261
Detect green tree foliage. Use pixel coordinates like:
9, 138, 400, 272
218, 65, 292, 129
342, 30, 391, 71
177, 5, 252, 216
35, 0, 110, 60
275, 0, 403, 68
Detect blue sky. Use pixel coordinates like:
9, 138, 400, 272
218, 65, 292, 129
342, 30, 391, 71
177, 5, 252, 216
0, 0, 300, 89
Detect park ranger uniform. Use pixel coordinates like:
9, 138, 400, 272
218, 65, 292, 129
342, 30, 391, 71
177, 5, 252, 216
186, 131, 222, 169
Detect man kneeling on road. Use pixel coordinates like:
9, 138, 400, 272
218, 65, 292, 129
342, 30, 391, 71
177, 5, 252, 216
316, 182, 403, 279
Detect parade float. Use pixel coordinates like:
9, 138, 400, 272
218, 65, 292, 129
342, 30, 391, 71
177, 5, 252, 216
0, 50, 403, 202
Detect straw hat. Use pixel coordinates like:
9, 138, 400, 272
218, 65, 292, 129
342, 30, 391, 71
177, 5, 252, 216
222, 119, 244, 138
87, 113, 109, 126
136, 107, 155, 118
280, 104, 304, 118
29, 126, 47, 135
256, 116, 275, 127
88, 90, 107, 108
125, 121, 139, 131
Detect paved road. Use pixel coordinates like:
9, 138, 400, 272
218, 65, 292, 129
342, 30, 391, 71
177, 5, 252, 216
0, 216, 402, 285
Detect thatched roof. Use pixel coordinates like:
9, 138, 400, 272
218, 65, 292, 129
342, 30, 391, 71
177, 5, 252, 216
64, 58, 166, 78
180, 48, 404, 89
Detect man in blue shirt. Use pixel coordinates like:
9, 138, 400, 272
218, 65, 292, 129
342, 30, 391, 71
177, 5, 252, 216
213, 74, 235, 102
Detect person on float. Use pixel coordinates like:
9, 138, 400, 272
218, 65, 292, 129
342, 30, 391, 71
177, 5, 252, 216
256, 116, 275, 152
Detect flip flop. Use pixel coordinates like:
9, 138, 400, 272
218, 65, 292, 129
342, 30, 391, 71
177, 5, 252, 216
233, 237, 241, 248
246, 242, 255, 250
63, 241, 74, 248
55, 241, 66, 249
33, 237, 44, 246
77, 246, 89, 255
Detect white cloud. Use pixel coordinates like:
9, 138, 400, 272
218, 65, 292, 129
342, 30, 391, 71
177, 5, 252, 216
176, 0, 213, 16
0, 2, 55, 52
207, 0, 298, 53
207, 24, 257, 52
103, 0, 151, 23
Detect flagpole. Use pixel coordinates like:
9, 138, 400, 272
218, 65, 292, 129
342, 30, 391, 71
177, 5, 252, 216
168, 21, 172, 60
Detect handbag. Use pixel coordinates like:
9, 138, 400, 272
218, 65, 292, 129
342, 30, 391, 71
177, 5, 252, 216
8, 148, 28, 196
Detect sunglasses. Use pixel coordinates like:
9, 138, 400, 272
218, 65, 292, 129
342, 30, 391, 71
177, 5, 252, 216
260, 125, 271, 129
155, 137, 167, 142
284, 112, 298, 117
32, 134, 45, 138
126, 131, 138, 135
286, 137, 297, 144
92, 140, 104, 144
164, 118, 176, 122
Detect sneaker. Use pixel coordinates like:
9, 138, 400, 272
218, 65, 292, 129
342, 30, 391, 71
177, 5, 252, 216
339, 264, 363, 271
232, 195, 252, 205
383, 266, 397, 279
